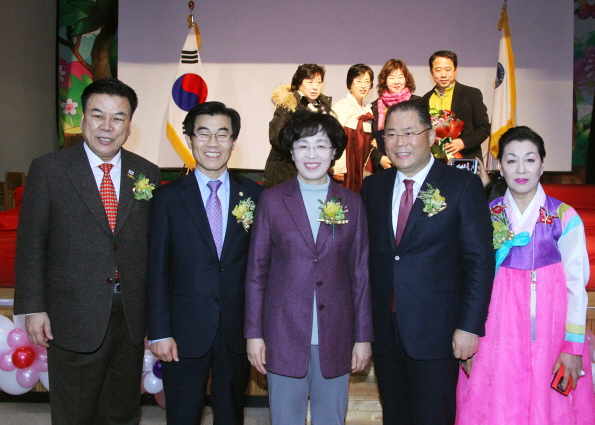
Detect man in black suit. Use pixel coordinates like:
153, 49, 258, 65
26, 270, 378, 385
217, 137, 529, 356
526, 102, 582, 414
361, 100, 494, 425
148, 101, 263, 425
421, 50, 491, 161
14, 78, 161, 424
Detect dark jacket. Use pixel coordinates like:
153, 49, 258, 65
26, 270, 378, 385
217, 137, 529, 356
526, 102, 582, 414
147, 171, 263, 357
361, 159, 494, 359
14, 142, 161, 352
422, 82, 490, 160
263, 85, 332, 188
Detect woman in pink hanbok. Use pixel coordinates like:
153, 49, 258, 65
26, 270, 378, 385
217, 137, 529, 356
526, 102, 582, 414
456, 126, 595, 424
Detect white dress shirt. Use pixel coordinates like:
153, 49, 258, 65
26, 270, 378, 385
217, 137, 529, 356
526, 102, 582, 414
83, 142, 122, 200
391, 155, 435, 236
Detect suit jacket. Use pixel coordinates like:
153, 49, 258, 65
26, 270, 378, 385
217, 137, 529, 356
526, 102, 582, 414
147, 171, 263, 358
361, 160, 494, 360
244, 177, 373, 379
422, 82, 490, 160
14, 142, 161, 352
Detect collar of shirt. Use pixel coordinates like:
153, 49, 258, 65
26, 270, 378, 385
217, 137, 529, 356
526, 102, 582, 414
429, 82, 456, 111
83, 142, 122, 200
193, 167, 230, 239
504, 183, 545, 235
391, 155, 435, 235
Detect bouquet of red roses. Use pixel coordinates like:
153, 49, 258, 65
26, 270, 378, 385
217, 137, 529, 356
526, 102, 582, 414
429, 108, 464, 160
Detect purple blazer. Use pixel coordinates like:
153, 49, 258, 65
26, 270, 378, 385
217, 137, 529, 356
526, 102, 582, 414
245, 177, 373, 379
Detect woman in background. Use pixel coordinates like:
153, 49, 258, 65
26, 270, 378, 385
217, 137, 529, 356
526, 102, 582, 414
456, 126, 595, 425
263, 63, 332, 188
371, 59, 420, 156
332, 63, 377, 193
246, 110, 373, 425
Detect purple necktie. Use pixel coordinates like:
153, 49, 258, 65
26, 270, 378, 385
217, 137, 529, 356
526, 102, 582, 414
206, 180, 223, 259
395, 179, 414, 247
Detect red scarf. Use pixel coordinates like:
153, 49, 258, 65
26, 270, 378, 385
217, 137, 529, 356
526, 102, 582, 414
377, 88, 412, 130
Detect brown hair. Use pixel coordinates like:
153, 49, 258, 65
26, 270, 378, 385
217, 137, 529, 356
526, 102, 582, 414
376, 59, 416, 97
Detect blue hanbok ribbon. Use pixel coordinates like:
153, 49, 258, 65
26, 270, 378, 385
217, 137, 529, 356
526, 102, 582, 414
494, 231, 531, 274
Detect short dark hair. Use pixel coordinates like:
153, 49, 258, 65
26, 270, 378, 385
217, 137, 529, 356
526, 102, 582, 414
81, 78, 138, 116
497, 126, 546, 161
346, 64, 374, 90
385, 100, 432, 130
183, 101, 241, 140
376, 59, 416, 97
290, 64, 326, 91
278, 110, 347, 161
429, 50, 458, 69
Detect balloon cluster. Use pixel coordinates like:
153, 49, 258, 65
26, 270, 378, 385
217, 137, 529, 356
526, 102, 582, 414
0, 315, 49, 395
141, 341, 165, 408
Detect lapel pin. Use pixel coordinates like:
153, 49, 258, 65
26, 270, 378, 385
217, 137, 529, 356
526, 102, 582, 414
239, 192, 243, 196
127, 170, 135, 179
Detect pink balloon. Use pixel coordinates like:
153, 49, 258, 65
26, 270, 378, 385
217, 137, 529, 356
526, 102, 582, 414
33, 359, 48, 372
0, 349, 16, 372
16, 367, 39, 388
154, 389, 166, 409
7, 328, 30, 349
35, 349, 48, 364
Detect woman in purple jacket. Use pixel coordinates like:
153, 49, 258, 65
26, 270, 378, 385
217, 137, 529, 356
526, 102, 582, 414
245, 110, 373, 425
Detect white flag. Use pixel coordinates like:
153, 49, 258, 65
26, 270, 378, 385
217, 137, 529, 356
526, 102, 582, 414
488, 9, 516, 162
166, 25, 208, 169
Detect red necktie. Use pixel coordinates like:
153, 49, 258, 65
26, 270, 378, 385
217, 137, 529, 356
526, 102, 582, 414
99, 163, 118, 233
395, 179, 414, 247
390, 179, 414, 313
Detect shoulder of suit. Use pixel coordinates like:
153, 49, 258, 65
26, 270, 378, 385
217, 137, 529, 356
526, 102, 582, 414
235, 173, 264, 194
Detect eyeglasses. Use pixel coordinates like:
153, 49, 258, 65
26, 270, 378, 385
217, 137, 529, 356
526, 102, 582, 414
292, 144, 334, 155
382, 128, 432, 141
193, 131, 232, 142
352, 80, 371, 87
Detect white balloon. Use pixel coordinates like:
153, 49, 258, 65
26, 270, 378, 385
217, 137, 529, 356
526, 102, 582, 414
0, 316, 16, 353
12, 314, 26, 330
143, 350, 157, 372
39, 371, 50, 391
143, 372, 163, 394
0, 369, 34, 395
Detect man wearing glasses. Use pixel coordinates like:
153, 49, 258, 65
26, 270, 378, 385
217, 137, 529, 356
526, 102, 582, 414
147, 101, 263, 425
361, 100, 494, 425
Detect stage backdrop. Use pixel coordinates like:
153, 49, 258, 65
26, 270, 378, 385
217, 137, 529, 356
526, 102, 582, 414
118, 0, 573, 172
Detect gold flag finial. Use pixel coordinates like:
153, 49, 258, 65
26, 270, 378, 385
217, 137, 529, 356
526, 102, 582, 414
188, 1, 195, 28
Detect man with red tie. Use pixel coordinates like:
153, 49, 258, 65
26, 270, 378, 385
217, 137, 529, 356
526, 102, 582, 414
14, 78, 161, 424
147, 102, 263, 425
361, 100, 494, 425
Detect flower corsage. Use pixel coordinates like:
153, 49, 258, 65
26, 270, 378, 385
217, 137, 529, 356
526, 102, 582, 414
232, 197, 256, 232
132, 174, 155, 201
417, 184, 447, 217
491, 203, 514, 249
317, 197, 348, 239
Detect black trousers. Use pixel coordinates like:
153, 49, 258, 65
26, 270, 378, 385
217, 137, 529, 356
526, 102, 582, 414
47, 293, 144, 425
161, 323, 250, 425
374, 312, 459, 425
